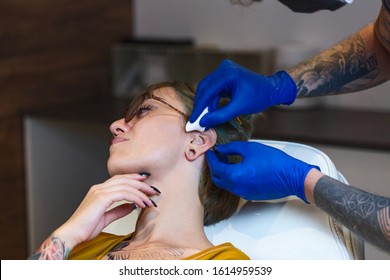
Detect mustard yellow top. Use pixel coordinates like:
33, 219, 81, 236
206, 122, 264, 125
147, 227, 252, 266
68, 232, 250, 260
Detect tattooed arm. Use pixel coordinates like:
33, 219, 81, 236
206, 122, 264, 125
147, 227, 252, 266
27, 174, 159, 260
288, 3, 390, 98
305, 168, 390, 253
28, 234, 71, 260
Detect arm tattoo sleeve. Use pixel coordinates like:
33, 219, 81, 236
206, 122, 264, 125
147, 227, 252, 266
28, 236, 70, 260
291, 33, 380, 98
314, 176, 390, 253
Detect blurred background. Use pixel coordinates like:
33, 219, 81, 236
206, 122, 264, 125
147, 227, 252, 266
1, 0, 389, 259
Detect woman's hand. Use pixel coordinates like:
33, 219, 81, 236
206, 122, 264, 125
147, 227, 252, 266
52, 174, 159, 251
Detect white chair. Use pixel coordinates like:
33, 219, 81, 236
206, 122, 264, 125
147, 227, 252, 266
104, 140, 364, 259
204, 140, 364, 259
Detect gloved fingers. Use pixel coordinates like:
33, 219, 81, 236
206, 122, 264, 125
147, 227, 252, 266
210, 173, 223, 188
206, 149, 229, 175
191, 87, 224, 125
191, 61, 234, 123
194, 74, 212, 105
190, 76, 213, 123
210, 173, 234, 195
191, 71, 227, 124
213, 141, 246, 157
206, 149, 242, 183
200, 100, 243, 128
207, 151, 234, 192
247, 141, 282, 154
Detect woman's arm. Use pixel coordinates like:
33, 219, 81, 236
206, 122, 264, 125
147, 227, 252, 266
288, 4, 390, 98
27, 174, 159, 260
304, 168, 390, 253
28, 232, 72, 260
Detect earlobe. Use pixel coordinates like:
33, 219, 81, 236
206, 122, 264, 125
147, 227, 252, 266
185, 129, 217, 161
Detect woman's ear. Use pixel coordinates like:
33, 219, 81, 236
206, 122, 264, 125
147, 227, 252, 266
185, 129, 217, 161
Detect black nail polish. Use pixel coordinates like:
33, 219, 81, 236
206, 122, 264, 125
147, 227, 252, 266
150, 199, 157, 207
143, 202, 149, 208
130, 203, 138, 210
150, 186, 161, 194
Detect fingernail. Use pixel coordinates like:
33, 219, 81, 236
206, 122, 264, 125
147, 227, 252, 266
143, 202, 149, 208
150, 199, 157, 208
150, 186, 161, 194
130, 203, 138, 210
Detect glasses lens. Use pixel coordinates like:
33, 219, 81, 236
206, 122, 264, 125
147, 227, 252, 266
124, 90, 189, 122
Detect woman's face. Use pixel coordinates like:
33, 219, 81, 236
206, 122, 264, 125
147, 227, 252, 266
108, 87, 189, 176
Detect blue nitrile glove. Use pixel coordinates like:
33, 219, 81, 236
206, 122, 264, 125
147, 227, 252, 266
190, 59, 297, 128
206, 141, 320, 203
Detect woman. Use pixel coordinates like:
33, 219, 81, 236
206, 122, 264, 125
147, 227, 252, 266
29, 81, 255, 260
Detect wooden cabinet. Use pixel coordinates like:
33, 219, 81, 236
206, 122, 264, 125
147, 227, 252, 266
0, 1, 133, 259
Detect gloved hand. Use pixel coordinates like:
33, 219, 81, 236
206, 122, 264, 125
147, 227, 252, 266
206, 141, 320, 202
190, 59, 297, 128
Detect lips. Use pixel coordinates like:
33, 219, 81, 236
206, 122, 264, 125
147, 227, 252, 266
111, 137, 128, 145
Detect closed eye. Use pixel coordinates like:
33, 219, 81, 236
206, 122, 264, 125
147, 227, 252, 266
137, 105, 152, 116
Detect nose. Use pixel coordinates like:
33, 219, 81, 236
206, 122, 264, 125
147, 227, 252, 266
110, 118, 130, 137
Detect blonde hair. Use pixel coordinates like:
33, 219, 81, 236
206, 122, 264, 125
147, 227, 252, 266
126, 81, 254, 225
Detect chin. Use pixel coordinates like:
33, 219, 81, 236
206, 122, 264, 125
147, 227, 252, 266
107, 154, 156, 176
107, 166, 116, 177
107, 161, 142, 177
107, 160, 121, 176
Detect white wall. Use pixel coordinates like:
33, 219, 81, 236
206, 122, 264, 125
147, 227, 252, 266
24, 118, 110, 252
134, 0, 390, 111
135, 0, 380, 49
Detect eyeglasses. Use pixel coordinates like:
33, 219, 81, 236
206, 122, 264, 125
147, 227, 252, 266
125, 92, 189, 123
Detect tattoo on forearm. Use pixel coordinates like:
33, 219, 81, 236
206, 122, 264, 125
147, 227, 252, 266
291, 33, 379, 98
314, 176, 390, 253
28, 236, 69, 260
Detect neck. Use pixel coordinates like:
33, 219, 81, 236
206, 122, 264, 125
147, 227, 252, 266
129, 163, 212, 250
